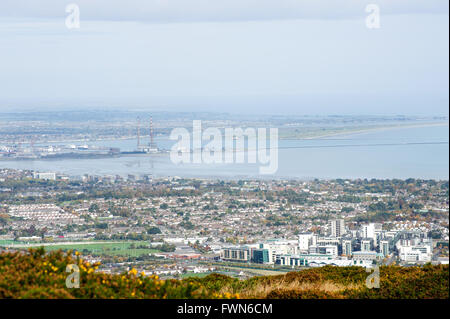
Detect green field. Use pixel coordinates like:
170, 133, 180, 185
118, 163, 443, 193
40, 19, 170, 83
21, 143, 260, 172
0, 240, 16, 245
221, 266, 289, 276
180, 272, 212, 279
180, 271, 239, 279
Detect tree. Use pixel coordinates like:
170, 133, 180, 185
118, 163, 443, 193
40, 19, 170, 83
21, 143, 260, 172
89, 203, 99, 213
147, 226, 161, 235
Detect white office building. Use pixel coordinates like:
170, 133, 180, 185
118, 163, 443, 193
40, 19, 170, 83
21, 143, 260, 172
398, 244, 432, 263
362, 223, 380, 247
309, 245, 338, 257
342, 239, 353, 256
298, 233, 316, 252
380, 240, 390, 256
33, 172, 56, 181
329, 219, 346, 237
361, 238, 373, 252
352, 251, 377, 266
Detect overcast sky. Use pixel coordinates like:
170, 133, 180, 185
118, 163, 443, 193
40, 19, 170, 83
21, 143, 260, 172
0, 1, 448, 115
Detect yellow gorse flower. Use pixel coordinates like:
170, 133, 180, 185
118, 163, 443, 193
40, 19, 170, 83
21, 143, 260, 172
128, 268, 138, 276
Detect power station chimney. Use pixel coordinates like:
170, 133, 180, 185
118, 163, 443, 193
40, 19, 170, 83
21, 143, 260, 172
150, 116, 155, 148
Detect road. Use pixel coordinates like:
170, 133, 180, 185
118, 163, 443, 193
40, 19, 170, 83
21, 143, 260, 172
384, 253, 397, 266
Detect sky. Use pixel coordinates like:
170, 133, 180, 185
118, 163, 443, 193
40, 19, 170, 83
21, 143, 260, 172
0, 1, 448, 115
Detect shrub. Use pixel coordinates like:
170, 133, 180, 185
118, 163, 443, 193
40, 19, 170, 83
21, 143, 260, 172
0, 249, 448, 299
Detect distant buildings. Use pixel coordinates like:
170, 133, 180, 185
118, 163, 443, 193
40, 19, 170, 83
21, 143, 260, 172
298, 233, 316, 253
219, 221, 437, 268
396, 234, 433, 263
1, 170, 447, 272
329, 219, 345, 237
221, 247, 251, 262
252, 249, 270, 264
32, 172, 56, 181
352, 251, 378, 265
342, 239, 353, 256
361, 239, 373, 252
8, 204, 80, 222
380, 240, 390, 257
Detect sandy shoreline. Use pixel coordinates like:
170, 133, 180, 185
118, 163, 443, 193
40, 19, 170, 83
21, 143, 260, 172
293, 122, 449, 140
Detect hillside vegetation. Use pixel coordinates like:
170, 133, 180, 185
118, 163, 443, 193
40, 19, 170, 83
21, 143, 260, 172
0, 248, 448, 299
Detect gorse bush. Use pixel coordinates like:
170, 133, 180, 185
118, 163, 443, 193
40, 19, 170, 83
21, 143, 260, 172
188, 265, 448, 299
345, 264, 449, 299
266, 289, 344, 299
0, 249, 448, 299
0, 248, 231, 299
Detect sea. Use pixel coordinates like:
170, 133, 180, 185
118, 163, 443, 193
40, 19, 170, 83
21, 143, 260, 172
1, 124, 448, 180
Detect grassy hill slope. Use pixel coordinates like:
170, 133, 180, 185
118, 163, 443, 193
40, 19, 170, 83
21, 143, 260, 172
0, 248, 448, 299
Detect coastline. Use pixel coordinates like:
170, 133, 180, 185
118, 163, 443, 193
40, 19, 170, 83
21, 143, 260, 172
288, 121, 449, 140
1, 121, 447, 145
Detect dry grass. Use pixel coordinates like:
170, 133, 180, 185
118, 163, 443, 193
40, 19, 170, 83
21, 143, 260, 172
218, 279, 363, 298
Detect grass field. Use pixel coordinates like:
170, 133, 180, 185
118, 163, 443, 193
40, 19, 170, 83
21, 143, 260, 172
180, 272, 212, 279
180, 271, 245, 279
0, 240, 16, 245
221, 266, 289, 276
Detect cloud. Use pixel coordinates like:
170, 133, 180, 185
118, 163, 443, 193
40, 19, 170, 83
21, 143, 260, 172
0, 0, 448, 23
